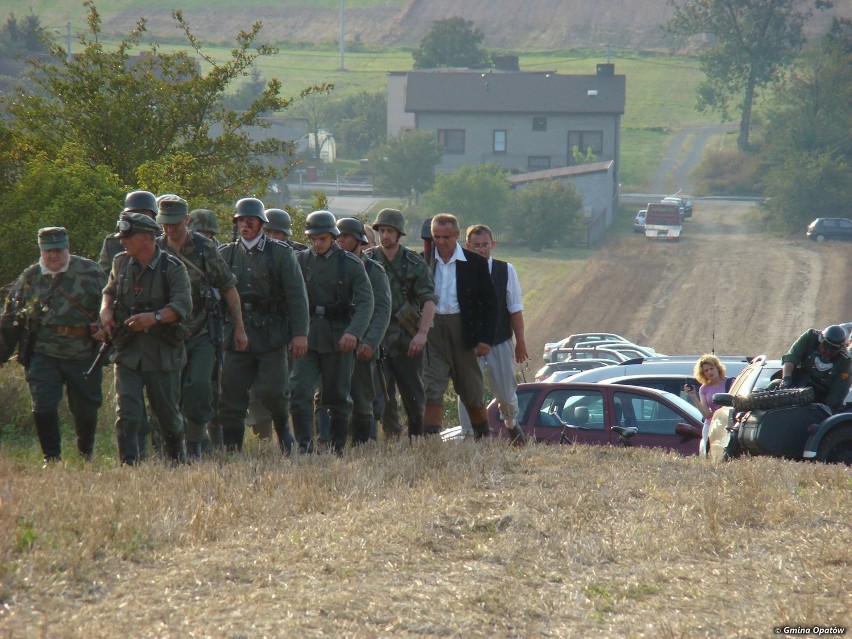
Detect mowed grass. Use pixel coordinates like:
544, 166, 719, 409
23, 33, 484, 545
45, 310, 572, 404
1, 434, 849, 637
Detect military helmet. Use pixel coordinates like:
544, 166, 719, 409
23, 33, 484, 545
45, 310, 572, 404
264, 209, 293, 235
233, 197, 268, 223
819, 325, 848, 351
305, 210, 339, 236
187, 209, 220, 234
420, 216, 433, 241
371, 208, 406, 236
336, 217, 368, 244
123, 190, 158, 216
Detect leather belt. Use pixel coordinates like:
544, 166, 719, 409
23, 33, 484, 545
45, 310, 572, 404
45, 324, 90, 337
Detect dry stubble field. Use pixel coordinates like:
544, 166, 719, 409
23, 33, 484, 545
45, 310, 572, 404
1, 201, 851, 638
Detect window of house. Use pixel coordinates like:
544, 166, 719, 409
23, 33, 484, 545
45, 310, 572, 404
568, 130, 604, 163
437, 129, 465, 154
528, 156, 551, 170
532, 116, 547, 131
493, 130, 507, 153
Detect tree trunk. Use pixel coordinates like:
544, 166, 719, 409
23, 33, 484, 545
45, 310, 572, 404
738, 67, 757, 150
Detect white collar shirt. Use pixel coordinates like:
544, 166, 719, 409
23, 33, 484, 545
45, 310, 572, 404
487, 257, 524, 314
434, 242, 466, 315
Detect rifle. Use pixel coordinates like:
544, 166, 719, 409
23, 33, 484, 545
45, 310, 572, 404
375, 346, 389, 403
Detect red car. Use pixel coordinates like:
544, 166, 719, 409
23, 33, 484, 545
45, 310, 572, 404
489, 382, 705, 455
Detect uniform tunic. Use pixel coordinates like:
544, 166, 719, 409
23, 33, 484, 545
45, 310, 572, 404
782, 329, 852, 409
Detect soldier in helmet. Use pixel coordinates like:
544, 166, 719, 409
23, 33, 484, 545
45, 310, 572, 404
217, 197, 309, 452
264, 208, 308, 251
290, 210, 374, 453
0, 227, 107, 463
365, 208, 437, 439
100, 213, 193, 464
335, 217, 391, 444
156, 198, 249, 459
187, 209, 222, 246
780, 325, 851, 411
99, 190, 159, 273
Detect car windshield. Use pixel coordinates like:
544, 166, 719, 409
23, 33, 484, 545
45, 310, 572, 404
730, 363, 781, 396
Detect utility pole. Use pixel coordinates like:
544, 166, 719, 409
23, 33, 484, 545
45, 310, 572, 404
66, 22, 71, 61
339, 0, 345, 71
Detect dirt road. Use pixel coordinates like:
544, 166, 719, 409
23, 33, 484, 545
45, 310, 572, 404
523, 200, 852, 361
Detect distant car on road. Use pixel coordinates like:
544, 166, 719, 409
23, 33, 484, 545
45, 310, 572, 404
550, 347, 631, 364
542, 332, 629, 362
634, 209, 647, 233
806, 217, 852, 242
488, 381, 704, 455
661, 195, 693, 219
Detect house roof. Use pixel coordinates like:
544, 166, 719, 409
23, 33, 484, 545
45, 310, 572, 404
507, 161, 614, 185
404, 70, 625, 115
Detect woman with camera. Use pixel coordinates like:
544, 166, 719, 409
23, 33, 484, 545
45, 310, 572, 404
684, 354, 732, 455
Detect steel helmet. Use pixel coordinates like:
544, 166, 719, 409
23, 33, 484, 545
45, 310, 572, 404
420, 217, 433, 240
123, 190, 158, 216
819, 325, 848, 351
305, 210, 339, 236
187, 209, 220, 234
233, 197, 268, 223
264, 209, 293, 235
336, 217, 368, 244
371, 208, 406, 236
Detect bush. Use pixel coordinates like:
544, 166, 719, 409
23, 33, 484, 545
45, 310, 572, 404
691, 146, 762, 197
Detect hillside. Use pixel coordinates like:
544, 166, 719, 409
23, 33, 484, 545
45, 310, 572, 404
5, 0, 848, 50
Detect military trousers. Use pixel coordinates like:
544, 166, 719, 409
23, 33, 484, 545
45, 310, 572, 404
180, 332, 217, 442
290, 350, 355, 420
26, 352, 103, 457
350, 357, 377, 443
218, 348, 291, 440
115, 364, 183, 464
382, 352, 425, 438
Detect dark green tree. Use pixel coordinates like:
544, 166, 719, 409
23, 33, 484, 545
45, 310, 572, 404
329, 91, 387, 159
412, 17, 491, 69
511, 181, 584, 251
0, 11, 48, 58
367, 130, 444, 197
423, 164, 511, 231
2, 1, 328, 205
665, 0, 831, 150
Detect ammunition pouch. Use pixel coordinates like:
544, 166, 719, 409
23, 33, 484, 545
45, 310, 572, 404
394, 300, 422, 337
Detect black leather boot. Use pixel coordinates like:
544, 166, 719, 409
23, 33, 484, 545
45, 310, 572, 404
291, 412, 314, 454
186, 441, 203, 461
33, 411, 62, 462
471, 420, 491, 441
222, 427, 244, 452
273, 418, 296, 455
74, 415, 98, 460
329, 416, 349, 455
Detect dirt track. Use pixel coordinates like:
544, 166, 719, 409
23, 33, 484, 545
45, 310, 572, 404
524, 200, 852, 361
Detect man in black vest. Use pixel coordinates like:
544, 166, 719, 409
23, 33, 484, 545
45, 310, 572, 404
422, 214, 498, 438
458, 224, 528, 445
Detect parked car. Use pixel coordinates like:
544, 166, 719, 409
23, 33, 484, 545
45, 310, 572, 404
599, 373, 701, 403
550, 347, 631, 364
707, 355, 852, 464
568, 357, 752, 384
488, 381, 705, 455
542, 332, 628, 362
634, 209, 647, 233
806, 217, 852, 242
661, 195, 693, 219
573, 340, 657, 357
534, 359, 613, 382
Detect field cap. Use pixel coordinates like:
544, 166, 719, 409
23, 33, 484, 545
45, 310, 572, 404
156, 198, 189, 224
116, 212, 160, 237
38, 227, 69, 250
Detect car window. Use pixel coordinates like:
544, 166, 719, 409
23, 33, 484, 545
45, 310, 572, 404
538, 389, 606, 430
517, 389, 537, 425
615, 390, 690, 436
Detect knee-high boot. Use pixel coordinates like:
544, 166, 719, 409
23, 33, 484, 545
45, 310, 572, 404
33, 411, 62, 462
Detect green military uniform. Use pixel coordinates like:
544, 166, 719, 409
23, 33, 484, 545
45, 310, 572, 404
217, 234, 309, 451
364, 245, 438, 438
104, 232, 193, 464
157, 226, 237, 455
98, 234, 124, 273
350, 254, 391, 443
1, 228, 106, 462
782, 329, 852, 409
290, 242, 374, 453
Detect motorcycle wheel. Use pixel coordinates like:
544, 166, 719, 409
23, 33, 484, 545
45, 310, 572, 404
815, 425, 852, 465
732, 387, 814, 412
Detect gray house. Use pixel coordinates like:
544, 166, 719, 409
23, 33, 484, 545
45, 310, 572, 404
386, 63, 625, 238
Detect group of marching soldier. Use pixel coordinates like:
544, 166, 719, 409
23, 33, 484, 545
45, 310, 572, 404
0, 190, 530, 465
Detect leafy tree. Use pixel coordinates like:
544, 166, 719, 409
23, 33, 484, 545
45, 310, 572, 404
328, 91, 387, 159
665, 0, 831, 150
511, 181, 584, 251
0, 146, 124, 281
412, 17, 491, 69
0, 11, 48, 58
422, 164, 511, 231
291, 85, 336, 162
2, 1, 327, 206
367, 130, 444, 197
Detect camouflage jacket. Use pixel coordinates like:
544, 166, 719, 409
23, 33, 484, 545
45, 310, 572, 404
218, 235, 309, 353
103, 248, 192, 371
365, 245, 438, 357
157, 232, 237, 337
296, 244, 374, 354
782, 329, 852, 409
1, 256, 106, 361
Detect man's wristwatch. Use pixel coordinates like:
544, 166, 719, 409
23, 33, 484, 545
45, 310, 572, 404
154, 310, 162, 324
